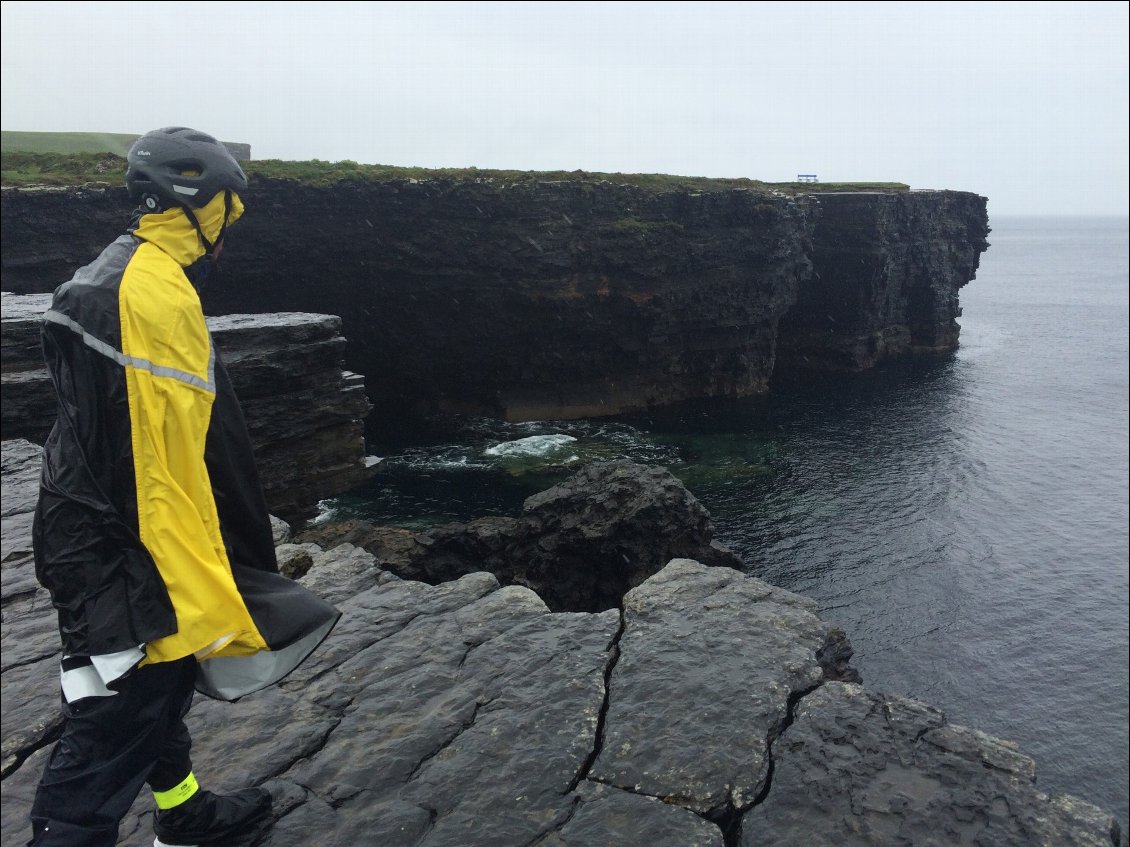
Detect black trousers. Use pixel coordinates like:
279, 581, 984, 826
29, 656, 197, 847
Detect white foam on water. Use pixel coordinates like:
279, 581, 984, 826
483, 433, 578, 458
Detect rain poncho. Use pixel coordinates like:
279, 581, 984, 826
33, 191, 340, 700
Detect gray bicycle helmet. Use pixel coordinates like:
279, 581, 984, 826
126, 126, 248, 212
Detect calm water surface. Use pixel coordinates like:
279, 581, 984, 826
324, 215, 1129, 828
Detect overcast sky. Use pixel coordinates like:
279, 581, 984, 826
2, 1, 1127, 217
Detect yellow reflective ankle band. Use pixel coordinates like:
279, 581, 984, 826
152, 772, 199, 810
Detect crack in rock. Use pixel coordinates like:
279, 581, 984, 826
263, 717, 343, 782
566, 607, 626, 794
737, 681, 1126, 847
1, 718, 63, 780
404, 697, 496, 786
0, 651, 60, 672
749, 682, 824, 807
587, 559, 834, 823
521, 794, 584, 846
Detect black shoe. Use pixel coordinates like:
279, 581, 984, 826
153, 787, 272, 847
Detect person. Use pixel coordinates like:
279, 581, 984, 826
28, 127, 342, 847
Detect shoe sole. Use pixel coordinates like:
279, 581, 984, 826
153, 813, 272, 847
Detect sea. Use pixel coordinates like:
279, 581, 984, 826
318, 215, 1130, 830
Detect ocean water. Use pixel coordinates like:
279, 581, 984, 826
323, 215, 1129, 828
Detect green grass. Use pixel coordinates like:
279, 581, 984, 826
0, 151, 128, 186
0, 134, 910, 195
1, 131, 139, 156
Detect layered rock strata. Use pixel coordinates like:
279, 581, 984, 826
0, 293, 375, 524
0, 180, 988, 423
1, 440, 1123, 847
774, 191, 991, 371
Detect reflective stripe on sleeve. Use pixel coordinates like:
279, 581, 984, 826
44, 308, 216, 393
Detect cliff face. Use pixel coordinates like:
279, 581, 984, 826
776, 191, 991, 371
216, 179, 815, 422
0, 180, 988, 421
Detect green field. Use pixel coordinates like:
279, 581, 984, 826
1, 130, 140, 156
0, 131, 910, 195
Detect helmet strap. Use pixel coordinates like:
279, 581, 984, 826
181, 206, 214, 256
181, 191, 233, 258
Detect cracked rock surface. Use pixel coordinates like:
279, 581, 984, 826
1, 438, 1124, 847
590, 558, 834, 819
739, 681, 1125, 846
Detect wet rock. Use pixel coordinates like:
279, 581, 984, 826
298, 460, 745, 611
0, 438, 39, 592
738, 681, 1126, 847
0, 440, 63, 780
274, 543, 317, 580
269, 515, 292, 545
589, 558, 836, 822
544, 781, 723, 846
2, 440, 1122, 847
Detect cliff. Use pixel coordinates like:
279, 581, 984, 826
2, 441, 1123, 847
776, 191, 991, 371
0, 292, 376, 524
0, 179, 988, 423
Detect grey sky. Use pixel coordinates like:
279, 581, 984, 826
2, 0, 1127, 217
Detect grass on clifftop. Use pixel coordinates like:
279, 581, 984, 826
0, 150, 910, 196
1, 131, 139, 157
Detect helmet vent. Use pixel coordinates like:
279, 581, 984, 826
168, 159, 204, 175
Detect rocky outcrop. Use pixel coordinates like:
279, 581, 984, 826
2, 442, 1123, 847
739, 681, 1124, 846
0, 294, 56, 443
0, 179, 987, 423
0, 293, 376, 524
296, 460, 746, 612
775, 191, 991, 371
0, 439, 62, 788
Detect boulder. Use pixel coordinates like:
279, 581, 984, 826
298, 460, 745, 611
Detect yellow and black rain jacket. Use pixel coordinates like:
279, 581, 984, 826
33, 191, 340, 700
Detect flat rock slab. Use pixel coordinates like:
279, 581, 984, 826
591, 558, 831, 819
1, 438, 1123, 847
